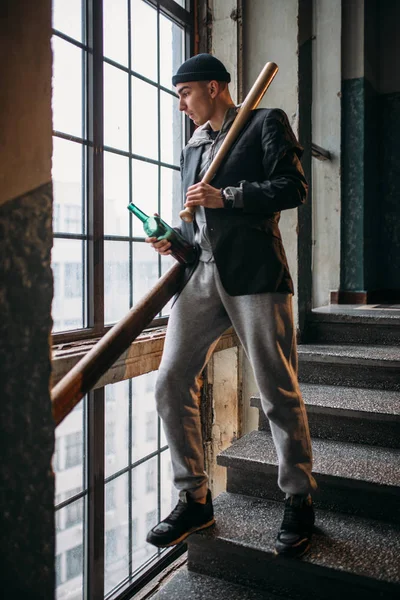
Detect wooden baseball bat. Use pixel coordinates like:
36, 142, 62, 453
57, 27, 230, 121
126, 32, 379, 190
179, 61, 279, 223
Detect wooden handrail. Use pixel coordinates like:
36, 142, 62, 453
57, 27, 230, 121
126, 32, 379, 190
52, 262, 185, 426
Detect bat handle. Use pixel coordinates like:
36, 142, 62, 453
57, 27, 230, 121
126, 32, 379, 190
179, 206, 195, 223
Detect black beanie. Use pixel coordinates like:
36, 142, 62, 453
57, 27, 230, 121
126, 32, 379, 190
172, 53, 231, 86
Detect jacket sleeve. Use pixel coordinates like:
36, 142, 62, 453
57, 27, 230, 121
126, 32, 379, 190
238, 111, 308, 215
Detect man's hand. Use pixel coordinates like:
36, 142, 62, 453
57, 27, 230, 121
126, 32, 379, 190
145, 236, 172, 255
144, 213, 172, 255
185, 182, 224, 209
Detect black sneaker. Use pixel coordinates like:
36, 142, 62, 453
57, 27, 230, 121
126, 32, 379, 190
274, 494, 315, 557
146, 489, 215, 548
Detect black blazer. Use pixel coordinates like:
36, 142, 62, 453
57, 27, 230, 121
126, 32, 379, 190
179, 108, 308, 296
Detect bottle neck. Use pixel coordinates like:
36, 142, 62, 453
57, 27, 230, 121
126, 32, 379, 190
127, 203, 149, 223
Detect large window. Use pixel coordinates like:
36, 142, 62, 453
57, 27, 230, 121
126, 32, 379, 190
52, 1, 193, 599
52, 0, 192, 340
54, 375, 177, 599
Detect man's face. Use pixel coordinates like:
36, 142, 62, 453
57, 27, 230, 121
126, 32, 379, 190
176, 81, 213, 126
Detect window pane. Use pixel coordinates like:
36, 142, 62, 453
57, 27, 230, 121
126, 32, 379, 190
52, 0, 83, 42
132, 242, 159, 305
104, 151, 130, 236
54, 401, 85, 499
55, 500, 85, 599
159, 15, 184, 91
105, 475, 129, 595
131, 160, 159, 237
52, 36, 83, 138
105, 380, 129, 478
67, 544, 84, 589
52, 137, 84, 234
52, 239, 85, 332
104, 241, 130, 325
131, 458, 158, 570
132, 77, 158, 160
131, 0, 157, 81
132, 372, 158, 462
66, 495, 84, 529
104, 63, 129, 151
160, 166, 181, 228
103, 0, 128, 66
160, 91, 184, 166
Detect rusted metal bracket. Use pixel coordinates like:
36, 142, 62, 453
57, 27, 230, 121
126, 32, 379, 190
312, 142, 331, 161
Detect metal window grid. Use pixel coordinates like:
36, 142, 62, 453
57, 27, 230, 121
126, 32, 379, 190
53, 1, 194, 598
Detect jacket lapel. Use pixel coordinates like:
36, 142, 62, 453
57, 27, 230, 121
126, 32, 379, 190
182, 145, 204, 194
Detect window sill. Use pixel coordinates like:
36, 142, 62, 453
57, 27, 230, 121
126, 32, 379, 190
51, 326, 239, 390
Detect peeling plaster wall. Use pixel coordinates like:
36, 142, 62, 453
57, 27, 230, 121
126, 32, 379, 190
206, 348, 241, 497
209, 0, 241, 104
311, 0, 341, 307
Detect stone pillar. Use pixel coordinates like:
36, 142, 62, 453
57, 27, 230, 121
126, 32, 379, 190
338, 0, 380, 303
377, 0, 400, 297
0, 1, 54, 597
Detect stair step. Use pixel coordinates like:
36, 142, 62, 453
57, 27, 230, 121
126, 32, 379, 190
305, 306, 400, 346
251, 384, 400, 447
297, 344, 400, 390
187, 492, 400, 600
217, 430, 400, 522
151, 566, 284, 599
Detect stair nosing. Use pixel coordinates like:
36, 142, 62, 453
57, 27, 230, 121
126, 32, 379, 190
192, 492, 400, 587
217, 430, 400, 489
250, 385, 400, 418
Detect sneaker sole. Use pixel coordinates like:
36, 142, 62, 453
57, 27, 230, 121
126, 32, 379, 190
274, 539, 311, 558
148, 517, 216, 548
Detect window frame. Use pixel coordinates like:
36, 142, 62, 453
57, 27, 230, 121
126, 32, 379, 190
52, 0, 194, 346
52, 2, 194, 599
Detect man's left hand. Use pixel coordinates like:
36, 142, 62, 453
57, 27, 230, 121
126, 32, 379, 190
185, 182, 224, 209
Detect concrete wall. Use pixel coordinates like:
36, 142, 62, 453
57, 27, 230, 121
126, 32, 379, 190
311, 0, 342, 307
0, 0, 53, 206
0, 1, 55, 596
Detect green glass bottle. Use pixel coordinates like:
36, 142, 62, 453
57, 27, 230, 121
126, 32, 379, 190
127, 202, 198, 265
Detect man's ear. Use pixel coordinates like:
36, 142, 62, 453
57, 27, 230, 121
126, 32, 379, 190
208, 80, 219, 98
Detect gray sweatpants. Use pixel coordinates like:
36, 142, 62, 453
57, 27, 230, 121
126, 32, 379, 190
155, 260, 317, 501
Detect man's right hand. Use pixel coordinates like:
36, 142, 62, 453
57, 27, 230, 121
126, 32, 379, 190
145, 235, 172, 256
144, 213, 172, 255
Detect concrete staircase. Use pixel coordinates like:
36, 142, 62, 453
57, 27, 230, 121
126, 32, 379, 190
153, 309, 400, 599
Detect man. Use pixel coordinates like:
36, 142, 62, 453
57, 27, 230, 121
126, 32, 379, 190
145, 53, 317, 557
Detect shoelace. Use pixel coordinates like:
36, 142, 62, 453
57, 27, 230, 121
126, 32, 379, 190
165, 501, 187, 523
281, 501, 306, 532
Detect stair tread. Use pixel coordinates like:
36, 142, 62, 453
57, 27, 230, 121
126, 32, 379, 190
297, 343, 400, 365
200, 492, 400, 585
218, 430, 400, 488
152, 567, 282, 599
252, 384, 400, 416
311, 305, 400, 323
